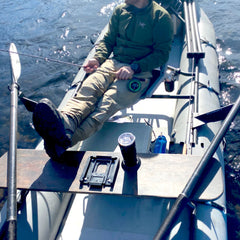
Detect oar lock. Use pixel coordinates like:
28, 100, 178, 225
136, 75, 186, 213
8, 82, 20, 92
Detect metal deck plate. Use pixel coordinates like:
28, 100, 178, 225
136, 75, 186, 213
0, 149, 223, 201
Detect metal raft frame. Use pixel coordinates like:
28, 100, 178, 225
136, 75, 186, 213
183, 0, 206, 154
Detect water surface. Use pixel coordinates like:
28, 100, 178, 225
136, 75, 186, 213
0, 0, 240, 238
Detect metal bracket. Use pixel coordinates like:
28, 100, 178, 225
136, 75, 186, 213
80, 155, 120, 188
151, 94, 194, 99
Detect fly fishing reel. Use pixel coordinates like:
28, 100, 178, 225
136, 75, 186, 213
128, 78, 142, 92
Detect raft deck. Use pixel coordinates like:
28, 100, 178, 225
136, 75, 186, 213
0, 147, 223, 201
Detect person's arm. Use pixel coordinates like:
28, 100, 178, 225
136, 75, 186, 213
83, 58, 100, 73
115, 66, 134, 80
93, 7, 120, 65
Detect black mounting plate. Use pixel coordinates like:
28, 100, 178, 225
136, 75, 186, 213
79, 155, 120, 188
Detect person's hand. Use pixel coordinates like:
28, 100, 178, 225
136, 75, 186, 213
83, 58, 100, 73
115, 66, 134, 80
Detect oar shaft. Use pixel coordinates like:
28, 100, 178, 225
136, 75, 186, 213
154, 193, 189, 240
6, 43, 21, 240
184, 95, 240, 198
154, 95, 240, 240
7, 81, 18, 239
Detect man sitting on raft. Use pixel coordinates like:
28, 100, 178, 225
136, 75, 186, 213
32, 0, 173, 160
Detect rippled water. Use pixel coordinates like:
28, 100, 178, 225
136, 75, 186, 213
0, 0, 240, 238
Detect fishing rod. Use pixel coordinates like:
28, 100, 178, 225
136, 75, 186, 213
1, 48, 83, 113
6, 43, 21, 240
1, 47, 119, 113
0, 48, 118, 78
0, 48, 83, 68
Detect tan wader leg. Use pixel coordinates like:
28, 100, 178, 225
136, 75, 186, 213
62, 59, 152, 145
61, 59, 117, 126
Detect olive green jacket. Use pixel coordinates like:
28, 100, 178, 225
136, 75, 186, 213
94, 0, 173, 73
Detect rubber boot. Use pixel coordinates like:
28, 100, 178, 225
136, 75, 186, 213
33, 98, 76, 160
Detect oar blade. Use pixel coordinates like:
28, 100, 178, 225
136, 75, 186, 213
195, 104, 233, 123
9, 43, 21, 84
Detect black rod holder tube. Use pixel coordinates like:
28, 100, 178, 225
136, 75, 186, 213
118, 133, 140, 170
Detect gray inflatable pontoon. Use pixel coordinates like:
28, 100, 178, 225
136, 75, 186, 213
0, 1, 228, 239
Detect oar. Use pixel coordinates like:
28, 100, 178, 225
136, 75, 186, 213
195, 104, 233, 123
6, 43, 21, 240
154, 95, 240, 240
